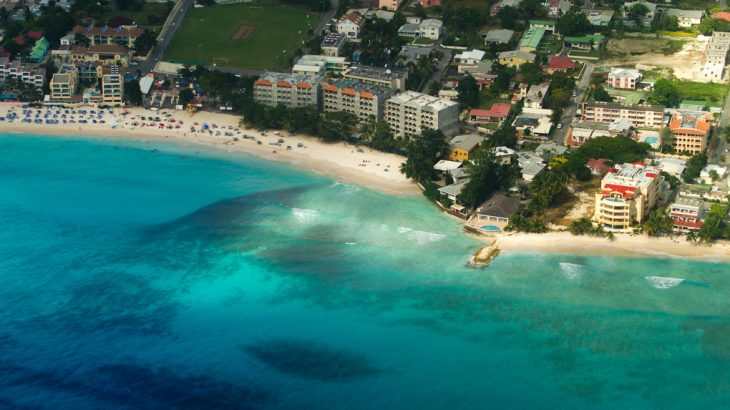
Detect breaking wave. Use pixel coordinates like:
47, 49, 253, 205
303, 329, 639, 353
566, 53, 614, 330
291, 208, 319, 224
406, 229, 446, 245
559, 262, 583, 280
645, 276, 685, 289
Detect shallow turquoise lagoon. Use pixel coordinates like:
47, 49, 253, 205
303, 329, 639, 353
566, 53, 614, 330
1, 133, 729, 409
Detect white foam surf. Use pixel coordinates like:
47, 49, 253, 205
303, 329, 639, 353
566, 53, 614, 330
406, 229, 446, 245
396, 226, 413, 234
559, 262, 583, 280
291, 208, 319, 224
645, 276, 685, 289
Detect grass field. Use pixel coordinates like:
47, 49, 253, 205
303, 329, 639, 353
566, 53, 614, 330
165, 4, 319, 69
673, 80, 729, 106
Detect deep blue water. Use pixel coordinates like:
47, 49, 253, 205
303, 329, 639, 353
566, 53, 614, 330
1, 133, 730, 409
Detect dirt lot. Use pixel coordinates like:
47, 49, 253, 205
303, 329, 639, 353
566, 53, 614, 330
231, 25, 254, 41
604, 38, 711, 82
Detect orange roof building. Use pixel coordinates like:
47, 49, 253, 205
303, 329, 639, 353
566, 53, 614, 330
253, 72, 321, 108
668, 111, 712, 155
322, 79, 393, 122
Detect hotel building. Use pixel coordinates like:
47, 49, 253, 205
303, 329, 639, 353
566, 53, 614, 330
593, 163, 663, 232
72, 25, 143, 49
581, 101, 665, 129
0, 57, 45, 90
668, 198, 705, 234
343, 65, 407, 91
322, 79, 393, 122
667, 111, 712, 155
101, 65, 124, 106
253, 72, 321, 108
385, 91, 459, 138
50, 69, 78, 100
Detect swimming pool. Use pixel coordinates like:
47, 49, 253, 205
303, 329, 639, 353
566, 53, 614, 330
480, 225, 502, 232
643, 136, 659, 144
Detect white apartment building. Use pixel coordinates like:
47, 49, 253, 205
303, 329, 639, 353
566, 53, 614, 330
419, 19, 443, 40
253, 72, 321, 108
50, 69, 78, 100
607, 68, 642, 89
0, 57, 45, 90
701, 31, 730, 81
322, 79, 393, 122
581, 101, 666, 129
593, 163, 663, 232
337, 11, 366, 39
385, 91, 459, 138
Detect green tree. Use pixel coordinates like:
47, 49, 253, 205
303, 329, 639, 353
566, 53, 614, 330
698, 204, 730, 242
556, 11, 593, 36
682, 153, 708, 183
457, 75, 480, 108
125, 79, 143, 105
593, 86, 612, 102
520, 62, 544, 85
649, 78, 679, 107
496, 5, 518, 29
134, 29, 157, 56
659, 126, 673, 151
400, 129, 449, 183
627, 3, 649, 26
457, 144, 513, 209
699, 17, 714, 36
643, 209, 673, 236
178, 88, 195, 106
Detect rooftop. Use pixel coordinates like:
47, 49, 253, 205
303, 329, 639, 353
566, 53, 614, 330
449, 133, 483, 152
387, 90, 458, 111
477, 192, 520, 219
345, 65, 407, 81
519, 27, 546, 49
483, 29, 514, 44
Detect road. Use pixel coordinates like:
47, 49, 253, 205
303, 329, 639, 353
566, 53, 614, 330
138, 0, 196, 73
708, 84, 730, 164
421, 45, 452, 93
552, 60, 595, 145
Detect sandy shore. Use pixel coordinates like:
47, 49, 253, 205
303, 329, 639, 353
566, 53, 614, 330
0, 104, 419, 196
494, 232, 730, 262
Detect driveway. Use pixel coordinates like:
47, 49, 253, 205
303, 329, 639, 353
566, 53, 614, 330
421, 45, 452, 93
138, 0, 195, 74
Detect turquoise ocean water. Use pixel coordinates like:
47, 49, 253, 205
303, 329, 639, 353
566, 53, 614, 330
1, 133, 729, 409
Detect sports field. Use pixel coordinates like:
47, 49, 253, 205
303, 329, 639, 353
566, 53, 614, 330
165, 4, 320, 69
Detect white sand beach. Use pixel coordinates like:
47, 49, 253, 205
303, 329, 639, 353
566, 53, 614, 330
0, 104, 418, 196
494, 232, 730, 262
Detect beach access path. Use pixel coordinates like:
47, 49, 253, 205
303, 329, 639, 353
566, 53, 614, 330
0, 104, 419, 196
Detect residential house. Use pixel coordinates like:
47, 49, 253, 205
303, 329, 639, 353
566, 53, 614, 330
28, 36, 49, 63
517, 151, 546, 182
564, 34, 605, 51
712, 11, 730, 23
700, 164, 727, 185
546, 0, 571, 18
567, 121, 612, 146
398, 23, 421, 38
653, 157, 687, 177
593, 162, 663, 232
669, 198, 705, 233
668, 111, 712, 155
524, 82, 550, 109
529, 20, 556, 33
447, 133, 483, 161
581, 8, 614, 26
253, 72, 322, 108
494, 146, 517, 164
398, 45, 432, 65
607, 68, 642, 89
624, 1, 657, 25
472, 192, 520, 232
323, 79, 393, 122
482, 29, 514, 45
385, 90, 459, 137
469, 103, 511, 124
498, 50, 536, 68
419, 19, 443, 40
378, 0, 402, 11
667, 9, 703, 27
513, 108, 554, 138
321, 33, 346, 56
344, 65, 407, 91
438, 180, 468, 203
587, 158, 611, 174
581, 101, 666, 129
420, 0, 442, 6
518, 27, 545, 52
337, 11, 366, 39
547, 56, 576, 74
454, 49, 486, 66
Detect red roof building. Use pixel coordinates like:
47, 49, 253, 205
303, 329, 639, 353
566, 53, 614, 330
587, 158, 610, 174
547, 56, 576, 73
26, 31, 44, 40
469, 103, 512, 123
12, 35, 26, 46
712, 11, 730, 22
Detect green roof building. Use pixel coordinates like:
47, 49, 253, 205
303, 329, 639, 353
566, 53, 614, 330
564, 34, 605, 50
28, 37, 49, 63
519, 27, 546, 52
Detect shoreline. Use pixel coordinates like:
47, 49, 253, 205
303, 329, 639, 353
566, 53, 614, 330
490, 232, 730, 263
0, 105, 419, 196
